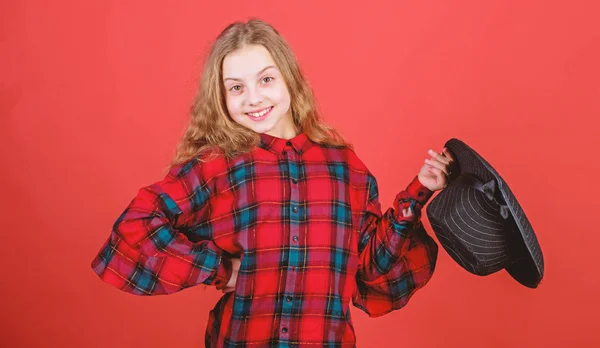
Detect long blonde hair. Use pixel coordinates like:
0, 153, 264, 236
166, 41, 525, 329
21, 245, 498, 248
170, 19, 351, 168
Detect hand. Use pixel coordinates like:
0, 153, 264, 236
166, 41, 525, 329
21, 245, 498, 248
222, 258, 241, 294
418, 147, 456, 192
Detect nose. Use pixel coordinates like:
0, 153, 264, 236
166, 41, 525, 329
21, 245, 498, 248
246, 86, 264, 106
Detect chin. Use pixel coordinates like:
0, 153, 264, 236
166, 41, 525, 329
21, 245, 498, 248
254, 123, 278, 134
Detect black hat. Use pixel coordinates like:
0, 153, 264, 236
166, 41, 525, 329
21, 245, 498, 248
426, 138, 544, 288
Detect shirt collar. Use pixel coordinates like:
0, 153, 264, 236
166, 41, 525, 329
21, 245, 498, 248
258, 132, 312, 155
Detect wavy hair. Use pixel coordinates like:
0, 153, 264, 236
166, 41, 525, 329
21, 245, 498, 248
170, 19, 351, 168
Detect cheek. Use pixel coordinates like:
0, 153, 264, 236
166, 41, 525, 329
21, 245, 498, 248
271, 84, 291, 107
225, 96, 243, 117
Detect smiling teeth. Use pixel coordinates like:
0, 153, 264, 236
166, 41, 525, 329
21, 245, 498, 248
248, 107, 271, 117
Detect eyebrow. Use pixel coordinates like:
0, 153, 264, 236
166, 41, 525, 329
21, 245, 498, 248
223, 65, 276, 82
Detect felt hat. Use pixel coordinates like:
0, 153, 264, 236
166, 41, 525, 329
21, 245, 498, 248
426, 138, 544, 288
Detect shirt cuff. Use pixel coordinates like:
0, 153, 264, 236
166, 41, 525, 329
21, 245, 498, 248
393, 176, 434, 221
405, 175, 434, 206
213, 254, 233, 290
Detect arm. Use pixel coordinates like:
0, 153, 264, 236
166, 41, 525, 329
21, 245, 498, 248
352, 174, 439, 317
91, 160, 232, 295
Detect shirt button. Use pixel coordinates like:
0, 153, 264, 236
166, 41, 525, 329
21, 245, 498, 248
282, 327, 288, 333
286, 141, 292, 146
291, 178, 298, 184
286, 296, 293, 302
292, 206, 298, 214
292, 235, 299, 242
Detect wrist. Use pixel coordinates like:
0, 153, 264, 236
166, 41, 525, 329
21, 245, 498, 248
214, 255, 233, 290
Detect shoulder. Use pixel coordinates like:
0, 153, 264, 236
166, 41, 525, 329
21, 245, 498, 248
313, 144, 376, 190
166, 148, 229, 183
313, 145, 380, 208
321, 145, 371, 174
166, 158, 201, 180
338, 147, 379, 198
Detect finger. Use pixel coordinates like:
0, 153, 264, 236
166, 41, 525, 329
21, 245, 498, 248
442, 147, 456, 162
428, 149, 451, 165
424, 158, 450, 175
427, 165, 444, 176
441, 148, 456, 175
427, 166, 448, 187
401, 207, 413, 217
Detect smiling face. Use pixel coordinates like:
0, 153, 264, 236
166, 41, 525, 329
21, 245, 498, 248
222, 44, 297, 139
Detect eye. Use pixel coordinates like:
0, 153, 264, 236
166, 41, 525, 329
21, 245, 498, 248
262, 76, 274, 83
230, 85, 242, 92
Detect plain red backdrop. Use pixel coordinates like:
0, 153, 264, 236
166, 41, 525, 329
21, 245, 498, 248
2, 0, 599, 347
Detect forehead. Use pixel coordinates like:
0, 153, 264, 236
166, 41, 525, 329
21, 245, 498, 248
222, 44, 277, 79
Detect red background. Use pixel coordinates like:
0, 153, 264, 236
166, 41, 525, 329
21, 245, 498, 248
2, 1, 599, 347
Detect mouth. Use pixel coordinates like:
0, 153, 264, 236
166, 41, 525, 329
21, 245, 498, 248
245, 106, 273, 121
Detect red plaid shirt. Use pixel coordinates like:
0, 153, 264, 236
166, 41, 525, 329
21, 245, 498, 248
91, 132, 438, 347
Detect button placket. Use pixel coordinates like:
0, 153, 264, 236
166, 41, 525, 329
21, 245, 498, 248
281, 147, 301, 341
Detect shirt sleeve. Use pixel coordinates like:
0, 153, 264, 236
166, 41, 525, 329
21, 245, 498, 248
90, 159, 232, 296
352, 174, 439, 317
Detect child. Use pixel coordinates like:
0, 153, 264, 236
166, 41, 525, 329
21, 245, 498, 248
91, 19, 454, 347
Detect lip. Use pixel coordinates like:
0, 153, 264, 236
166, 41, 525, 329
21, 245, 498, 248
245, 106, 273, 122
246, 106, 272, 114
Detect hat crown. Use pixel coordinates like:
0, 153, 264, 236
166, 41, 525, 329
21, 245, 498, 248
428, 174, 518, 275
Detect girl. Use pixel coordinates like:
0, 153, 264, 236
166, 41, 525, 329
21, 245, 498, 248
92, 19, 454, 347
